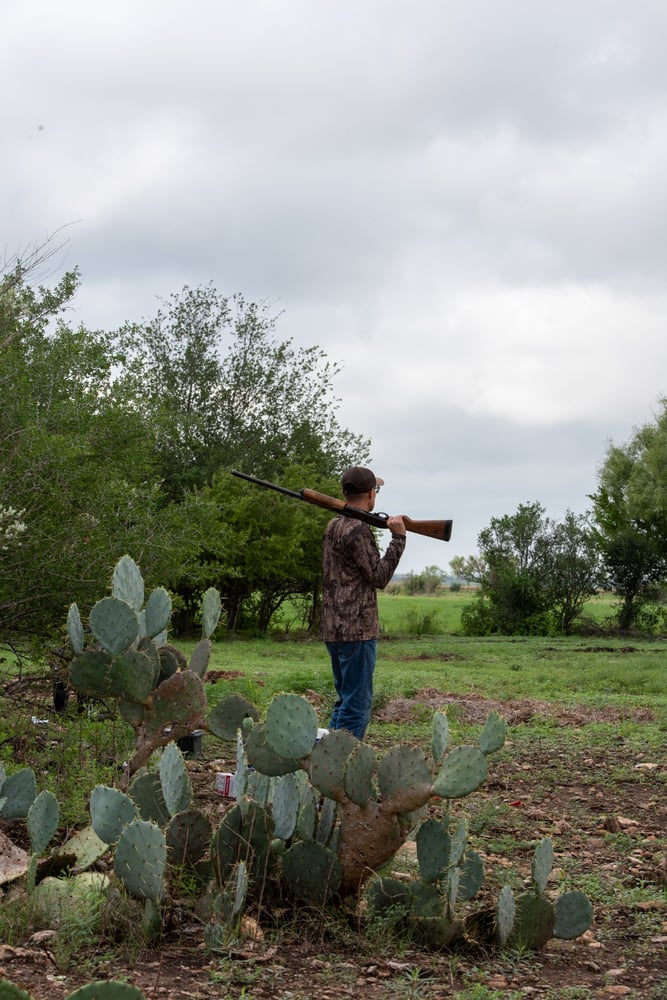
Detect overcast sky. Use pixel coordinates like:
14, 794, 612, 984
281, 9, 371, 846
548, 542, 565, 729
4, 1, 667, 573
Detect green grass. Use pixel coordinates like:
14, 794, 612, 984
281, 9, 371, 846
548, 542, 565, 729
198, 630, 667, 727
1, 595, 664, 812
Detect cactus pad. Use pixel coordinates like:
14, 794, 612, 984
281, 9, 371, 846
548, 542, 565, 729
366, 876, 412, 922
157, 644, 185, 683
411, 914, 463, 948
0, 981, 32, 999
159, 741, 192, 817
271, 772, 301, 841
458, 849, 484, 902
110, 650, 158, 704
377, 744, 432, 801
140, 670, 207, 745
143, 587, 171, 639
316, 796, 339, 847
310, 729, 357, 799
189, 637, 211, 678
129, 773, 170, 826
449, 817, 468, 867
28, 789, 59, 856
201, 586, 222, 638
114, 818, 167, 901
89, 596, 140, 655
166, 809, 212, 868
69, 649, 114, 699
60, 825, 109, 871
111, 554, 145, 612
553, 890, 594, 939
66, 981, 147, 999
245, 723, 301, 776
281, 841, 342, 904
531, 837, 554, 895
67, 603, 85, 654
496, 884, 516, 945
0, 767, 36, 820
344, 742, 376, 807
410, 879, 443, 918
431, 710, 449, 763
433, 745, 488, 799
207, 694, 259, 741
264, 693, 319, 760
416, 818, 451, 883
510, 892, 555, 949
90, 785, 137, 845
478, 710, 507, 755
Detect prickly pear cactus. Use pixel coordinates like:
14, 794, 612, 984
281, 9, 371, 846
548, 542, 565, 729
237, 693, 508, 898
66, 556, 249, 782
497, 837, 594, 950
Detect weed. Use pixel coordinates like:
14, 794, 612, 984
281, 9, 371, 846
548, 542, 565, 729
385, 966, 434, 999
0, 887, 35, 945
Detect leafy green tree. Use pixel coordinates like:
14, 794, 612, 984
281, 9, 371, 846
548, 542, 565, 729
116, 284, 369, 633
1, 260, 369, 639
191, 466, 338, 635
459, 503, 600, 636
0, 261, 202, 635
449, 554, 486, 586
403, 565, 447, 595
590, 399, 667, 630
119, 285, 368, 495
541, 512, 603, 634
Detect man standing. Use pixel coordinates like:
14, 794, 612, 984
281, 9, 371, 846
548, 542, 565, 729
321, 466, 406, 740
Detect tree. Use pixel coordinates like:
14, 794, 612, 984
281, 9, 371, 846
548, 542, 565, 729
189, 466, 338, 635
590, 399, 667, 630
459, 503, 600, 636
541, 512, 603, 634
119, 286, 369, 496
402, 565, 447, 595
0, 263, 202, 635
449, 554, 486, 586
1, 264, 370, 638
115, 284, 370, 633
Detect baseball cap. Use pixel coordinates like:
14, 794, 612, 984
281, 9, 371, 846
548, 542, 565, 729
341, 466, 385, 495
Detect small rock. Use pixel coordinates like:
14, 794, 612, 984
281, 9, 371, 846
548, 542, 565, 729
29, 930, 57, 945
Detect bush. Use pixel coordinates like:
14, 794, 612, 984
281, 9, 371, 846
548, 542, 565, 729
399, 608, 443, 636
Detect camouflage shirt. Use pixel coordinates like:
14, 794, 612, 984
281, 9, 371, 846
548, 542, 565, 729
321, 516, 406, 642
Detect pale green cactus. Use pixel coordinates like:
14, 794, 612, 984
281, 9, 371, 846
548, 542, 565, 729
66, 556, 249, 783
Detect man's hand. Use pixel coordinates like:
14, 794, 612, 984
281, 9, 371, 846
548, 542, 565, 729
387, 515, 406, 536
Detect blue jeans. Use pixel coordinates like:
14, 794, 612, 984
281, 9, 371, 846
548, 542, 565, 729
326, 639, 377, 741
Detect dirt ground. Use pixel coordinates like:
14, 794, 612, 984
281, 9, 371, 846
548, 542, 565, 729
1, 691, 666, 999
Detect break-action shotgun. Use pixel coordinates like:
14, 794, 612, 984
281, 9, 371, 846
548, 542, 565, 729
231, 470, 452, 542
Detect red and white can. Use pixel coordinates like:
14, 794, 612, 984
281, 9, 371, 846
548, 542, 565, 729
216, 772, 236, 797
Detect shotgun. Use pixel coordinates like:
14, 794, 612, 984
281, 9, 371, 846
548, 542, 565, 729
231, 470, 453, 542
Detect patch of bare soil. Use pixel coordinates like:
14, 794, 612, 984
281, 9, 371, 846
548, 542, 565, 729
2, 694, 666, 999
376, 689, 657, 726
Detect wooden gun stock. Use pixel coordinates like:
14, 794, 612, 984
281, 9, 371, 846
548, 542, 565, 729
402, 516, 453, 542
301, 490, 452, 541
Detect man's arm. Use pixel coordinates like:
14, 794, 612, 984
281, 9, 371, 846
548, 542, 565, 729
350, 521, 406, 589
